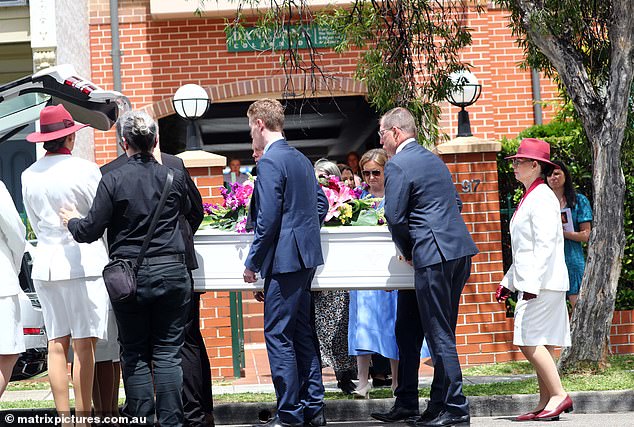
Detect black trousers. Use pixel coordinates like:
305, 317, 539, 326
113, 262, 191, 427
394, 256, 472, 417
182, 290, 214, 426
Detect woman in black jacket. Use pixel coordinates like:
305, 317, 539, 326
61, 110, 192, 427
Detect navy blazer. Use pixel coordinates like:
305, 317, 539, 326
384, 141, 479, 268
245, 139, 328, 277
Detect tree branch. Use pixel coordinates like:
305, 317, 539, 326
513, 0, 604, 127
606, 0, 634, 129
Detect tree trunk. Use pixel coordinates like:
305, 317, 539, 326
558, 128, 626, 371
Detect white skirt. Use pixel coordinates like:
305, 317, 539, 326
0, 295, 26, 354
513, 289, 571, 347
34, 276, 109, 341
95, 309, 120, 362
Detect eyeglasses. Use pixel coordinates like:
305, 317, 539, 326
362, 170, 382, 178
511, 159, 531, 167
377, 127, 396, 139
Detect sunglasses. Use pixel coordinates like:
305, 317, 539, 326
362, 170, 382, 178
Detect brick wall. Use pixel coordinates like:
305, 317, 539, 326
88, 1, 557, 164
442, 151, 517, 365
610, 310, 634, 355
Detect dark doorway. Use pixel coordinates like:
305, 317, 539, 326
0, 124, 36, 213
158, 96, 381, 165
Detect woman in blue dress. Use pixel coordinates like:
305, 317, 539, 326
348, 148, 400, 398
547, 160, 593, 310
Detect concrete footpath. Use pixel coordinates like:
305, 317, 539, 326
2, 375, 634, 425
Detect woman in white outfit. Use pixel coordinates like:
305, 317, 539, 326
0, 180, 26, 398
21, 105, 110, 424
496, 138, 573, 422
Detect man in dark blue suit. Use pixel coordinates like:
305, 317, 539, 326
242, 99, 328, 427
371, 107, 478, 427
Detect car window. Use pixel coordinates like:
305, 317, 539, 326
0, 65, 130, 138
0, 92, 49, 137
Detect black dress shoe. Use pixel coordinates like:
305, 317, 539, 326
371, 376, 393, 388
371, 406, 419, 422
304, 408, 326, 426
255, 416, 303, 427
420, 411, 470, 426
405, 408, 442, 425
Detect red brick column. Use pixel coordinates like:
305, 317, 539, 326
178, 151, 237, 378
435, 137, 521, 365
610, 310, 634, 354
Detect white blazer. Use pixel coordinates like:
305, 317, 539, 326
501, 183, 569, 295
21, 155, 109, 281
0, 181, 26, 297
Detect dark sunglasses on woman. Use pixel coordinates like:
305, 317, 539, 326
362, 170, 381, 178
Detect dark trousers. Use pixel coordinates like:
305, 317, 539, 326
112, 262, 191, 427
182, 290, 214, 426
264, 268, 324, 425
395, 256, 472, 417
394, 289, 424, 410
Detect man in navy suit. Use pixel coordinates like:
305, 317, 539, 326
242, 99, 328, 427
371, 107, 478, 427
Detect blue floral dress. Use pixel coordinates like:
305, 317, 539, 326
564, 193, 593, 295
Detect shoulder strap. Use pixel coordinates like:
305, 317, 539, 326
135, 169, 174, 269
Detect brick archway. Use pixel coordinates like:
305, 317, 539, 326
141, 76, 367, 120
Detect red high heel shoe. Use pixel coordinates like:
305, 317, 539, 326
514, 409, 544, 421
534, 395, 574, 421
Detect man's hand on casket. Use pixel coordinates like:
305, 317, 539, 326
243, 267, 258, 283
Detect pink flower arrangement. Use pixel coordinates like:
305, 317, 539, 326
220, 181, 254, 211
318, 175, 382, 226
201, 180, 254, 233
320, 176, 355, 222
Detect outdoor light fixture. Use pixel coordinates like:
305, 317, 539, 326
447, 70, 482, 138
172, 84, 211, 150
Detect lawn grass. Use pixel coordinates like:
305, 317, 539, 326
6, 381, 52, 391
462, 360, 534, 376
4, 356, 633, 407
0, 399, 126, 410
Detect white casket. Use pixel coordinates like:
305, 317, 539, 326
193, 226, 415, 291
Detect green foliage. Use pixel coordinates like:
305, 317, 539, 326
318, 0, 475, 144
495, 0, 612, 95
224, 0, 475, 145
497, 102, 634, 310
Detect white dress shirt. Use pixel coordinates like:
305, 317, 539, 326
21, 154, 109, 281
0, 181, 26, 297
501, 183, 569, 295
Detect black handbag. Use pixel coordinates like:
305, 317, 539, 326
102, 170, 174, 303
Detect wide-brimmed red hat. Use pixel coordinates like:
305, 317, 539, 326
505, 138, 559, 168
26, 104, 88, 143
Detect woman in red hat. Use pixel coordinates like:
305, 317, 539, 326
496, 138, 573, 422
21, 104, 110, 426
